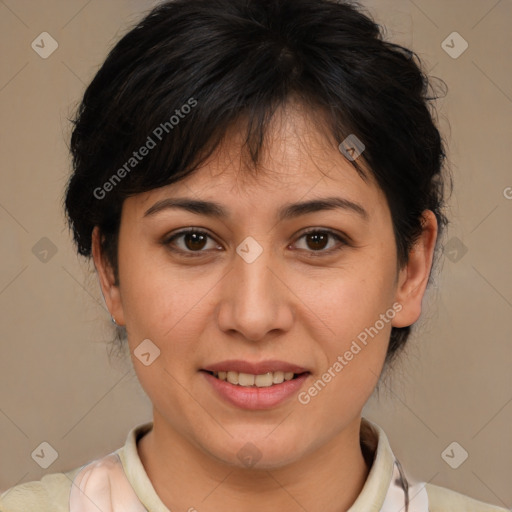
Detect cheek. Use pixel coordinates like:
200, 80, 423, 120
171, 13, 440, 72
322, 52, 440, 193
296, 272, 395, 424
117, 250, 213, 410
304, 258, 398, 345
297, 252, 397, 397
117, 247, 219, 358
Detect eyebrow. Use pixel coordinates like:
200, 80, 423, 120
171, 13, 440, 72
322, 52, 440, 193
144, 196, 368, 221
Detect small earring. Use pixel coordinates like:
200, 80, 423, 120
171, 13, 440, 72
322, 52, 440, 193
111, 316, 117, 325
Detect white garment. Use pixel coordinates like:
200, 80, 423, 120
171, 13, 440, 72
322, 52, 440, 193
69, 451, 429, 512
2, 419, 506, 511
380, 458, 429, 512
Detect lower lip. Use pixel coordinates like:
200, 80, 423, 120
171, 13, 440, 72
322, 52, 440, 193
201, 371, 310, 410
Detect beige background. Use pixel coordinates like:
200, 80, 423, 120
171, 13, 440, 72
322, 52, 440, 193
0, 0, 511, 508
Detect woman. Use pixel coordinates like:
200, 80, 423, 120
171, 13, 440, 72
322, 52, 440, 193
0, 0, 507, 510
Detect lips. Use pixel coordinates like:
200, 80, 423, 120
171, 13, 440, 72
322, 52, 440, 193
200, 359, 311, 409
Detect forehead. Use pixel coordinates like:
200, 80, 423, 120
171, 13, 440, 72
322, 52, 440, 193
131, 100, 384, 216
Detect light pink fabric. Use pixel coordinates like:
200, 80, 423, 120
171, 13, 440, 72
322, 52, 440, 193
69, 453, 147, 512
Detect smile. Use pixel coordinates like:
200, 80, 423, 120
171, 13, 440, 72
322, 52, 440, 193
206, 370, 304, 388
201, 369, 310, 410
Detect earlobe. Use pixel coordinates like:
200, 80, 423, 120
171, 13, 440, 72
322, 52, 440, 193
91, 226, 125, 326
391, 210, 438, 329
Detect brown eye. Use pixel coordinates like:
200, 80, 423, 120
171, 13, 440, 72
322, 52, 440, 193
305, 232, 329, 251
164, 229, 220, 256
293, 229, 347, 255
182, 231, 208, 251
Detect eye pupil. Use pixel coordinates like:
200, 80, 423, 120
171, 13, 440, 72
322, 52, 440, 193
185, 232, 207, 250
307, 232, 328, 251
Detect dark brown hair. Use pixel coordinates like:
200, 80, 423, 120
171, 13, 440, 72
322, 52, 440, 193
64, 0, 449, 365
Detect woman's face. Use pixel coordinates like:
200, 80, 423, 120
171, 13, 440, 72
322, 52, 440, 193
94, 103, 435, 469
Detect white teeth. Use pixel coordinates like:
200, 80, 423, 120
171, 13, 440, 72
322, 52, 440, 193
227, 371, 239, 385
272, 371, 284, 384
238, 373, 255, 386
212, 370, 299, 387
255, 373, 273, 387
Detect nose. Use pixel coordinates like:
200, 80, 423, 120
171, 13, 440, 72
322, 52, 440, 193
215, 243, 294, 343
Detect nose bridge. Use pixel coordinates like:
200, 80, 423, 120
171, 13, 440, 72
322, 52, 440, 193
216, 237, 293, 341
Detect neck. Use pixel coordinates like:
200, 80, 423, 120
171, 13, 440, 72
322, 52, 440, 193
138, 410, 372, 512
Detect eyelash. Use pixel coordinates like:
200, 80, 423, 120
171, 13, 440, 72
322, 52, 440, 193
163, 227, 349, 258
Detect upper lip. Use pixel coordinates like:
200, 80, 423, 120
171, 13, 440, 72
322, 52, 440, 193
202, 360, 309, 375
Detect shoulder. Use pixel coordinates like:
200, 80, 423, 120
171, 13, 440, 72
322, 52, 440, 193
0, 467, 81, 512
426, 482, 509, 512
0, 450, 135, 512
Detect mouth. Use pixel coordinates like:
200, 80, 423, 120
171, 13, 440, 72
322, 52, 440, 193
203, 370, 309, 388
200, 360, 311, 409
201, 368, 311, 410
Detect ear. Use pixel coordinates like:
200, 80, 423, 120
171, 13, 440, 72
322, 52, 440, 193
392, 210, 438, 328
91, 226, 125, 326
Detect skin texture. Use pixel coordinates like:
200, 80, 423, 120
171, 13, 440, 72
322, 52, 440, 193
92, 100, 438, 512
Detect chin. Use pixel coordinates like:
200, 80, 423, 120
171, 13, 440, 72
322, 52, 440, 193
204, 431, 306, 470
